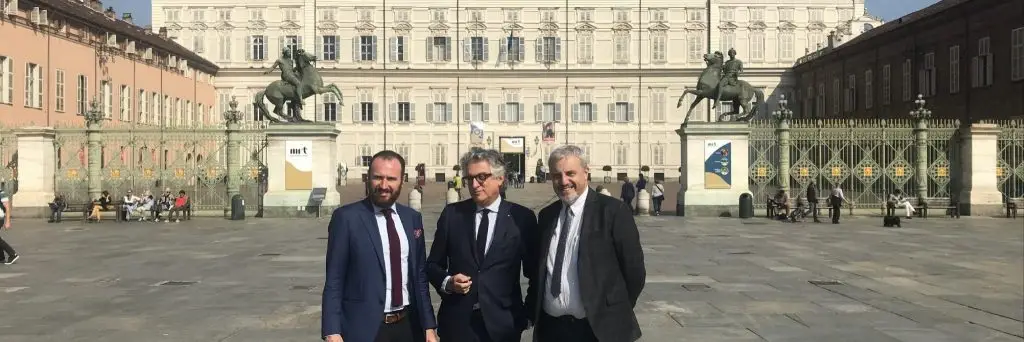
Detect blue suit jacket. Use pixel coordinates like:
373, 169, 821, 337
321, 199, 437, 341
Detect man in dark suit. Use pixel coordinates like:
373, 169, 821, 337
322, 150, 438, 342
525, 145, 646, 342
427, 148, 537, 342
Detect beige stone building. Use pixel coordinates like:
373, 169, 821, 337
149, 0, 880, 181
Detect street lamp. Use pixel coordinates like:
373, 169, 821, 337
772, 94, 794, 122
486, 136, 493, 148
909, 94, 932, 120
534, 136, 540, 145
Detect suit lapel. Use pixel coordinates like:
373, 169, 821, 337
359, 199, 386, 274
462, 202, 480, 266
481, 200, 512, 267
578, 188, 599, 243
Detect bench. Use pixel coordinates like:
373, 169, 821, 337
62, 200, 125, 222
918, 197, 960, 218
1006, 197, 1023, 219
765, 197, 790, 219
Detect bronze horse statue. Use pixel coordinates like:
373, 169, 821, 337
676, 52, 764, 123
253, 51, 343, 123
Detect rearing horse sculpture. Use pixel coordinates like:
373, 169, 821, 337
676, 53, 764, 124
254, 51, 344, 123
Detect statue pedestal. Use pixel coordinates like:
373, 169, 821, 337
262, 123, 341, 218
675, 122, 752, 217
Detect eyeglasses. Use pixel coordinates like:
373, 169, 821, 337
462, 173, 494, 184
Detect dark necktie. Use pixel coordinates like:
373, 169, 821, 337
381, 208, 403, 309
476, 208, 491, 262
549, 206, 574, 297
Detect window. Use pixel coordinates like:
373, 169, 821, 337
845, 75, 856, 113
577, 32, 593, 64
192, 35, 205, 53
165, 9, 180, 22
865, 70, 873, 109
651, 144, 665, 165
318, 8, 335, 22
972, 37, 993, 87
101, 81, 111, 116
282, 35, 301, 55
283, 8, 298, 21
1013, 28, 1024, 81
920, 52, 936, 97
396, 144, 411, 163
76, 75, 87, 114
651, 32, 667, 63
614, 9, 629, 23
832, 77, 840, 115
573, 88, 594, 122
322, 35, 338, 61
613, 32, 630, 64
720, 7, 734, 21
464, 89, 487, 122
779, 32, 794, 60
218, 35, 231, 61
120, 85, 131, 121
808, 31, 825, 50
749, 7, 764, 22
504, 9, 520, 23
614, 143, 628, 165
432, 144, 447, 166
358, 144, 373, 167
389, 36, 406, 62
882, 64, 891, 105
427, 36, 451, 62
809, 8, 824, 22
322, 93, 339, 121
191, 9, 205, 22
248, 35, 266, 61
537, 36, 561, 63
428, 89, 451, 123
55, 69, 65, 112
248, 8, 263, 21
577, 9, 593, 22
500, 36, 525, 63
0, 56, 10, 104
501, 89, 522, 122
902, 59, 912, 101
541, 10, 556, 23
749, 31, 764, 61
838, 8, 853, 22
393, 9, 410, 23
720, 31, 735, 52
355, 88, 376, 122
391, 88, 413, 123
24, 63, 42, 108
650, 88, 666, 122
431, 8, 448, 22
356, 35, 378, 61
151, 92, 159, 123
469, 10, 483, 22
779, 8, 794, 22
609, 88, 633, 122
815, 83, 825, 116
950, 45, 961, 93
218, 8, 231, 21
686, 8, 702, 22
138, 89, 147, 123
467, 37, 488, 62
358, 9, 372, 22
536, 89, 561, 122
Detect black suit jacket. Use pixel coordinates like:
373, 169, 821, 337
426, 198, 538, 342
524, 189, 646, 342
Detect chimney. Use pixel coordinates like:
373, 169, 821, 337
158, 27, 168, 38
89, 0, 102, 11
827, 31, 836, 48
104, 6, 116, 18
122, 12, 133, 24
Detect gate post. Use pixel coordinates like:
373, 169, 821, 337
773, 95, 794, 193
84, 99, 105, 202
223, 97, 244, 215
910, 95, 933, 201
10, 127, 56, 218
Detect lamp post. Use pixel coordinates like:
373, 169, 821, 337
772, 94, 794, 192
486, 136, 493, 149
84, 97, 105, 202
909, 94, 933, 201
222, 96, 244, 214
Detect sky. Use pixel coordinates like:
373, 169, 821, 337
104, 0, 941, 28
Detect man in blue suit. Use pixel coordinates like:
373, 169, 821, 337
427, 148, 537, 342
322, 150, 438, 342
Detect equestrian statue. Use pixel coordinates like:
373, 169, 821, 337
676, 48, 764, 124
254, 48, 344, 123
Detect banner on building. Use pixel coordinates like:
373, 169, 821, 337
500, 137, 525, 153
470, 122, 486, 146
703, 140, 732, 189
542, 122, 556, 142
285, 140, 313, 190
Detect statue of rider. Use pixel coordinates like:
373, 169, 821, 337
714, 48, 744, 109
264, 48, 305, 108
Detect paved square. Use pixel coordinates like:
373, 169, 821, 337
1, 185, 1022, 341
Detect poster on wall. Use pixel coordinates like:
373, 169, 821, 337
704, 140, 732, 189
542, 122, 556, 142
285, 140, 313, 190
470, 122, 486, 146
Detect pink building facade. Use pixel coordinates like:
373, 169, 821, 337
0, 0, 219, 128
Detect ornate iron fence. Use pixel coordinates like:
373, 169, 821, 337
748, 118, 961, 209
993, 120, 1024, 199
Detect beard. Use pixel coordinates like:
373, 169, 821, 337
555, 183, 581, 205
370, 183, 402, 208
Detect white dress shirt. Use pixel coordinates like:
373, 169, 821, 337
373, 203, 410, 313
442, 196, 502, 292
544, 188, 589, 318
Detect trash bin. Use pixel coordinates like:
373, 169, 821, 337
739, 193, 754, 219
230, 194, 245, 220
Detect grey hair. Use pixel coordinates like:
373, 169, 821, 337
459, 147, 506, 178
547, 145, 589, 171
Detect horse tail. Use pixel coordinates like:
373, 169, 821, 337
748, 87, 765, 119
254, 90, 269, 118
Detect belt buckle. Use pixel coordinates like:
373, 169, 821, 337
384, 309, 405, 324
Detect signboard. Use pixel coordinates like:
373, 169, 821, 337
500, 137, 525, 153
704, 140, 732, 189
285, 140, 313, 190
470, 122, 485, 146
542, 122, 556, 142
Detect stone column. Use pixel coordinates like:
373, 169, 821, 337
914, 119, 929, 201
675, 122, 752, 217
87, 120, 103, 201
262, 122, 341, 218
224, 120, 241, 214
11, 127, 56, 218
958, 124, 1004, 216
777, 119, 791, 192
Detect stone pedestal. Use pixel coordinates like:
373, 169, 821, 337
675, 122, 752, 217
409, 189, 422, 212
958, 124, 1005, 216
446, 188, 459, 205
636, 189, 650, 216
11, 127, 56, 218
262, 123, 341, 218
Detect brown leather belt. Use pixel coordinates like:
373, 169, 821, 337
383, 308, 407, 324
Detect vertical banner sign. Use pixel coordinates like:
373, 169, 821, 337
470, 122, 486, 146
704, 140, 732, 189
542, 122, 556, 142
285, 140, 313, 190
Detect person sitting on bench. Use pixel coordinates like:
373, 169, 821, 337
165, 190, 189, 222
48, 194, 67, 223
771, 190, 790, 218
888, 189, 916, 219
88, 191, 113, 222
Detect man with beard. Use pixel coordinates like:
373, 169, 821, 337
525, 145, 646, 342
322, 150, 439, 342
426, 148, 536, 342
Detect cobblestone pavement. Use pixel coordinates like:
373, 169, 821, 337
1, 185, 1022, 341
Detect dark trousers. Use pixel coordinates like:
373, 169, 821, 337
375, 312, 415, 342
536, 313, 598, 342
652, 196, 663, 214
808, 201, 819, 221
0, 236, 16, 260
830, 199, 842, 223
622, 197, 634, 213
49, 203, 63, 222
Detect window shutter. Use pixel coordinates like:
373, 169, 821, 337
390, 37, 397, 62
296, 36, 304, 50
426, 102, 434, 122
498, 102, 506, 122
351, 103, 360, 122
245, 36, 252, 60
555, 37, 562, 61
371, 36, 378, 60
498, 39, 506, 62
445, 103, 452, 122
24, 64, 31, 106
315, 101, 324, 120
278, 36, 285, 55
554, 103, 561, 122
463, 37, 471, 62
534, 103, 541, 122
482, 103, 489, 122
607, 104, 615, 122
572, 103, 579, 122
535, 38, 543, 62
517, 102, 524, 121
627, 103, 635, 122
518, 38, 525, 61
483, 38, 489, 61
425, 37, 434, 62
390, 103, 397, 122
409, 103, 416, 122
462, 103, 470, 122
352, 37, 360, 61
